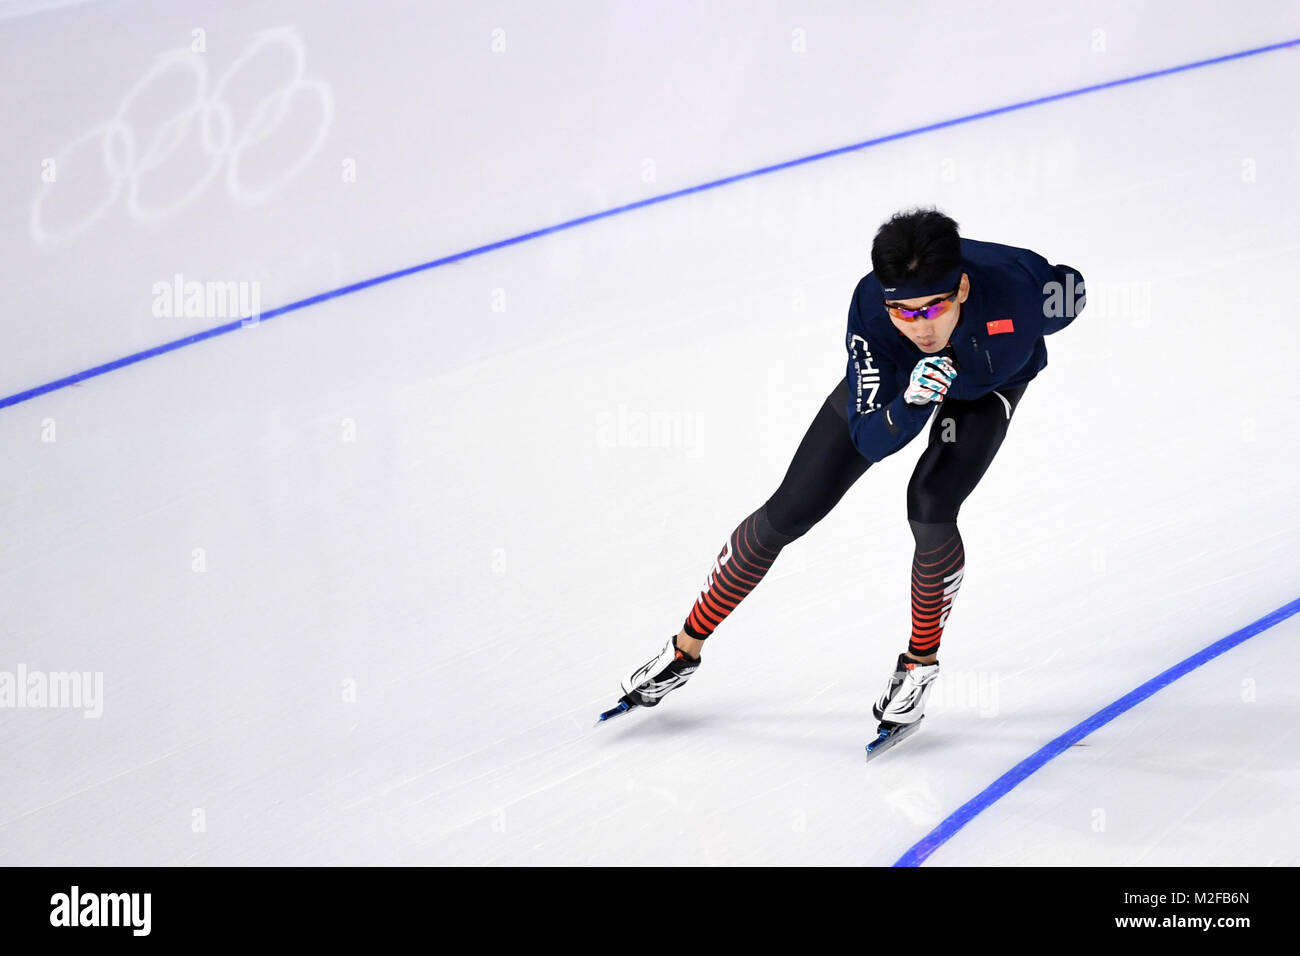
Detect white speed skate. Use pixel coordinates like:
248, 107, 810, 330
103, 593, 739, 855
866, 652, 940, 760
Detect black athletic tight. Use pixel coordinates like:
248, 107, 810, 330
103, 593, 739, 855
682, 378, 1027, 657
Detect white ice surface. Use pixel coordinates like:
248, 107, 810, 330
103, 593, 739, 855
1, 2, 1297, 865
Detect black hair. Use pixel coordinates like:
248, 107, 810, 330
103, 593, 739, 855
870, 207, 961, 290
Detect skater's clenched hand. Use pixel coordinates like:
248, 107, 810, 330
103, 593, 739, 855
903, 356, 957, 406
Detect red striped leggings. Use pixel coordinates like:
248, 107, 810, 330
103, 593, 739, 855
682, 378, 1026, 657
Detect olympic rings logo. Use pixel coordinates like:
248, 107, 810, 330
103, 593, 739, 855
30, 27, 334, 246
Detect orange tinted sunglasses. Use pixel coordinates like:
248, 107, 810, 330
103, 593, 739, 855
885, 289, 958, 322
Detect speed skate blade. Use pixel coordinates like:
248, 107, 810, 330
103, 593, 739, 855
595, 697, 639, 726
865, 718, 923, 761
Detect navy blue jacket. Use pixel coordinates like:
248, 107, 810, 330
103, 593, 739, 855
845, 237, 1084, 462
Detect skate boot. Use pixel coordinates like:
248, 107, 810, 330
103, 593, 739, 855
598, 635, 701, 722
621, 634, 701, 707
866, 652, 940, 760
875, 652, 940, 725
872, 652, 910, 722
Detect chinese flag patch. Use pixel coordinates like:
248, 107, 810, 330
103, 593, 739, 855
986, 319, 1015, 335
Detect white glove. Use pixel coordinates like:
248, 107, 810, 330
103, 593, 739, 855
904, 356, 957, 406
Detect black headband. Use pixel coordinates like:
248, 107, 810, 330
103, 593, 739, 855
881, 265, 964, 301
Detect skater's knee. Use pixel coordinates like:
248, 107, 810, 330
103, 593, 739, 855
906, 485, 960, 525
756, 497, 808, 546
907, 518, 960, 550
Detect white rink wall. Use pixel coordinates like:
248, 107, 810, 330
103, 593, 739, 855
3, 0, 1297, 391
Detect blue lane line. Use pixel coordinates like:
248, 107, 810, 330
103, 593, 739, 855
893, 595, 1300, 867
3, 36, 1298, 413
